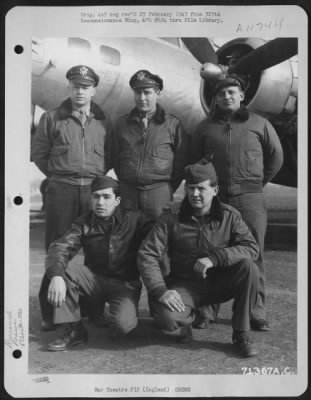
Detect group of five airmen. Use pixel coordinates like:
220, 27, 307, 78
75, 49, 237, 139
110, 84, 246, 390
31, 64, 283, 358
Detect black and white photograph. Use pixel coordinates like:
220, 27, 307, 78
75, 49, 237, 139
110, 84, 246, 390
4, 4, 308, 398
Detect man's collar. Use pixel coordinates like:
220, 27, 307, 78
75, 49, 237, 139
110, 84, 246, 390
212, 105, 249, 122
112, 206, 123, 224
192, 211, 212, 221
71, 106, 91, 117
138, 110, 155, 121
91, 206, 123, 226
58, 98, 106, 120
179, 196, 223, 223
127, 103, 166, 124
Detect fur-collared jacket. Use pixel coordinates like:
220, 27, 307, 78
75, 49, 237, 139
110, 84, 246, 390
190, 106, 283, 195
138, 197, 259, 299
31, 98, 112, 185
113, 104, 189, 192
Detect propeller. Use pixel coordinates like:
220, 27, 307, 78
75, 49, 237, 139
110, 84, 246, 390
183, 37, 298, 83
228, 38, 298, 75
181, 38, 218, 65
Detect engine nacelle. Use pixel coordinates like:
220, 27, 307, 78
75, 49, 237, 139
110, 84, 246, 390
200, 38, 297, 118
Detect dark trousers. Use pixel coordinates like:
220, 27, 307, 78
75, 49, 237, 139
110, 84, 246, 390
45, 181, 92, 252
221, 192, 267, 320
119, 180, 172, 276
149, 259, 259, 336
39, 265, 142, 336
119, 181, 173, 220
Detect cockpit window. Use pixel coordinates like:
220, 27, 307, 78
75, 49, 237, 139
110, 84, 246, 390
68, 38, 91, 52
100, 45, 121, 65
160, 38, 181, 47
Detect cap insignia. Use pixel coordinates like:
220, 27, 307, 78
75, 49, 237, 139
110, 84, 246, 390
137, 71, 146, 80
79, 66, 88, 76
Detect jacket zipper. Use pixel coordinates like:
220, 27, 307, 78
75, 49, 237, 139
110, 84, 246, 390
137, 123, 148, 181
227, 121, 232, 191
197, 220, 204, 258
108, 218, 115, 268
197, 219, 214, 259
82, 125, 85, 186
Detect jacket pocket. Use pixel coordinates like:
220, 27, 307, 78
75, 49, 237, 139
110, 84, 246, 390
152, 144, 173, 160
94, 144, 104, 157
51, 145, 69, 156
119, 150, 137, 175
49, 144, 70, 172
149, 145, 173, 175
245, 150, 263, 177
93, 144, 105, 173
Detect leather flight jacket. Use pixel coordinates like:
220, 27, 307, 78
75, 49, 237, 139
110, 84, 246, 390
45, 207, 151, 281
138, 197, 259, 299
113, 104, 189, 192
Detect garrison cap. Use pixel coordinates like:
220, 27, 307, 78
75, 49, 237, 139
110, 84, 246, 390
185, 160, 218, 185
66, 65, 100, 87
129, 69, 163, 91
91, 176, 119, 193
213, 73, 245, 94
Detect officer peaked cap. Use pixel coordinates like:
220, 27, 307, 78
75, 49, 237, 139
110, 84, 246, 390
66, 65, 100, 87
213, 73, 245, 94
91, 176, 119, 193
129, 69, 163, 91
185, 160, 218, 184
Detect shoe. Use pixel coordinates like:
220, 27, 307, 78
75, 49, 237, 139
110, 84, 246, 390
47, 323, 88, 351
192, 315, 210, 329
250, 319, 270, 332
232, 331, 259, 358
176, 325, 193, 344
41, 320, 57, 331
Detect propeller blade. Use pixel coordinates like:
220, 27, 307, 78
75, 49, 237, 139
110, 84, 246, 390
228, 38, 298, 75
181, 38, 218, 64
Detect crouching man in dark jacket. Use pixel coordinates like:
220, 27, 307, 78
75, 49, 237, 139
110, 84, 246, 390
138, 161, 260, 358
39, 176, 150, 351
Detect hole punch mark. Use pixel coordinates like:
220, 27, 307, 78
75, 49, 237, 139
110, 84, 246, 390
13, 349, 22, 359
14, 45, 24, 54
14, 196, 23, 205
